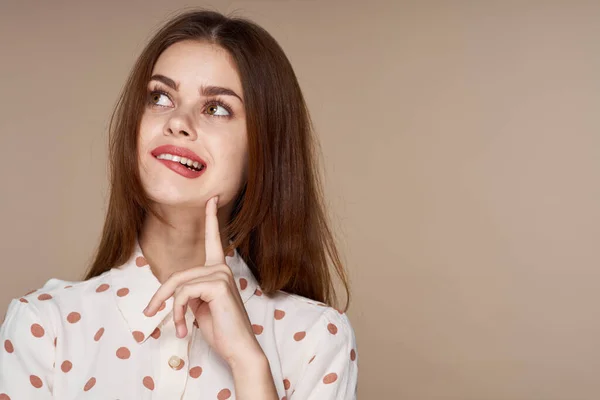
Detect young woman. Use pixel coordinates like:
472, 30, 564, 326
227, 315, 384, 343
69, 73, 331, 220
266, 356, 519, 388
0, 9, 357, 400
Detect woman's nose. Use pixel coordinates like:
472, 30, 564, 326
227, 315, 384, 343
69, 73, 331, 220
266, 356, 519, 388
164, 109, 197, 140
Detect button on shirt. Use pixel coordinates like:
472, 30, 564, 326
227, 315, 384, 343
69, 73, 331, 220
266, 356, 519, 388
0, 240, 358, 399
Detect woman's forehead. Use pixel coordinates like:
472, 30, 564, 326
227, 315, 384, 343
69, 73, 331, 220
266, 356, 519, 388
151, 41, 243, 97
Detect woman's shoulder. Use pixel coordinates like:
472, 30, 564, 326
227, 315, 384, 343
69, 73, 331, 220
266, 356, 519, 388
248, 289, 357, 388
7, 270, 113, 315
250, 288, 355, 339
1, 271, 114, 334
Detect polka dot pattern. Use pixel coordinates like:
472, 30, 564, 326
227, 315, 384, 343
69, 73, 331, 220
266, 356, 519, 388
252, 324, 264, 335
96, 284, 110, 293
67, 312, 81, 324
0, 245, 358, 398
4, 340, 13, 353
61, 360, 73, 373
217, 388, 232, 399
116, 347, 131, 359
323, 373, 338, 384
135, 256, 148, 267
132, 331, 145, 343
189, 366, 203, 378
150, 328, 161, 339
84, 377, 96, 391
30, 375, 43, 388
94, 328, 105, 342
142, 376, 154, 390
274, 309, 285, 320
30, 324, 44, 338
327, 323, 338, 335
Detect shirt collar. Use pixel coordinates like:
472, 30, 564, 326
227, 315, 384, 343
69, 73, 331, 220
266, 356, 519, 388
108, 238, 259, 343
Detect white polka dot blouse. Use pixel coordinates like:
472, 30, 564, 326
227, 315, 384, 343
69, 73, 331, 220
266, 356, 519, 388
0, 239, 358, 399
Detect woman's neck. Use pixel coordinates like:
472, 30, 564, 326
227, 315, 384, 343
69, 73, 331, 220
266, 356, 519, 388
137, 206, 228, 283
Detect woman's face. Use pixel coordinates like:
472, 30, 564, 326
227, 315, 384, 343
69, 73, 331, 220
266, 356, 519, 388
138, 40, 247, 210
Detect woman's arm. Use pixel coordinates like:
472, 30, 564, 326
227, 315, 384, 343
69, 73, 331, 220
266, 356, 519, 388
143, 197, 279, 399
230, 350, 279, 400
287, 308, 359, 399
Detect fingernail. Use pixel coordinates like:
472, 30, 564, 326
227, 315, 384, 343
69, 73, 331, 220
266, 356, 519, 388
143, 306, 149, 316
214, 196, 219, 205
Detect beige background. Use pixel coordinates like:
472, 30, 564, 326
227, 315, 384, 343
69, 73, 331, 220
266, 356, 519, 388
1, 1, 599, 399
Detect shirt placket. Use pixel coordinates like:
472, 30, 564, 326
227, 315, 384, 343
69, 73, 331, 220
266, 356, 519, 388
154, 309, 195, 399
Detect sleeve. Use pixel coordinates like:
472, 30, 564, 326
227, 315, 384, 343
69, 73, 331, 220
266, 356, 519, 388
290, 308, 359, 400
0, 298, 55, 399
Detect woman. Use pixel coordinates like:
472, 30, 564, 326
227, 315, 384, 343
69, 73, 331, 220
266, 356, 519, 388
0, 9, 357, 400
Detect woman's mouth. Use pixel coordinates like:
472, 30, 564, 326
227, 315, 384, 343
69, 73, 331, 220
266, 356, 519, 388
156, 153, 205, 171
154, 153, 206, 178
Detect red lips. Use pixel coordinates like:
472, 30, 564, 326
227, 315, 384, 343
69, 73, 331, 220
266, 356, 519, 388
150, 144, 206, 166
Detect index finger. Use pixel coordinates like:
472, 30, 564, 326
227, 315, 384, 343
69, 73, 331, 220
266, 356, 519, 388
204, 196, 225, 266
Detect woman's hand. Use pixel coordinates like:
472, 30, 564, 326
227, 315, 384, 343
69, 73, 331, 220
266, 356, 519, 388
142, 196, 263, 368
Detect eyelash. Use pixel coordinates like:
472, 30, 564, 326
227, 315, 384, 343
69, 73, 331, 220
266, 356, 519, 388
146, 84, 234, 119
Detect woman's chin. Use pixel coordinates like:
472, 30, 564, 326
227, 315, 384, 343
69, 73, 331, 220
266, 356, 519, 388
146, 191, 208, 209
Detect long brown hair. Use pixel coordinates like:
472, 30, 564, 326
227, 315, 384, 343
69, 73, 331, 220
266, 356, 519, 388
84, 9, 351, 311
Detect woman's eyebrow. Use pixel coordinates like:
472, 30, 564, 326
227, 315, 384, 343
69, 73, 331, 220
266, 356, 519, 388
150, 74, 178, 90
201, 85, 244, 105
149, 74, 244, 104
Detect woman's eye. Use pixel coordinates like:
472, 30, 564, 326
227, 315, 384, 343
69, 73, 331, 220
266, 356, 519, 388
206, 104, 230, 117
149, 92, 172, 107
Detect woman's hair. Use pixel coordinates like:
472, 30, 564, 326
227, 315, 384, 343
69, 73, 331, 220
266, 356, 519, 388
84, 9, 350, 311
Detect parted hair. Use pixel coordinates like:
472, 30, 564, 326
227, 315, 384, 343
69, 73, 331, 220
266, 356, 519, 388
84, 9, 350, 311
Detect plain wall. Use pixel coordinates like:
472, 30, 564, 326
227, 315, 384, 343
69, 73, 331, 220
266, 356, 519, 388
1, 1, 599, 399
